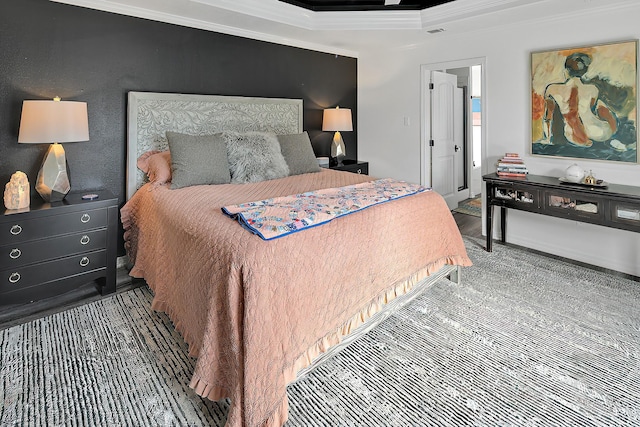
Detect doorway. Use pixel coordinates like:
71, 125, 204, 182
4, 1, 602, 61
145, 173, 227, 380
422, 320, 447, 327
420, 58, 486, 209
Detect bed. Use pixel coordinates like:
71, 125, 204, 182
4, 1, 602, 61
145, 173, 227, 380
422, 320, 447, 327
121, 91, 472, 427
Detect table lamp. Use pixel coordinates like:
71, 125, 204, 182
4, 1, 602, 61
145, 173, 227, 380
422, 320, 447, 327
322, 106, 352, 166
18, 97, 89, 202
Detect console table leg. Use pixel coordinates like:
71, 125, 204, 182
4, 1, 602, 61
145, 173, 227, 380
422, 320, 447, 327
500, 206, 507, 243
486, 190, 493, 252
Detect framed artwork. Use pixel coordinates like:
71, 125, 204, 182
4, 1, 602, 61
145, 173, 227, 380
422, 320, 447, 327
531, 40, 638, 163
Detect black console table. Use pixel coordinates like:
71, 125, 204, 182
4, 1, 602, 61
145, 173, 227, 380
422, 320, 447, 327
483, 173, 640, 252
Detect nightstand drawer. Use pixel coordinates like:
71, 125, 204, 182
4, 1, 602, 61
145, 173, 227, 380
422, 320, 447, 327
343, 164, 367, 174
331, 161, 369, 175
0, 229, 107, 269
0, 249, 107, 292
2, 208, 108, 244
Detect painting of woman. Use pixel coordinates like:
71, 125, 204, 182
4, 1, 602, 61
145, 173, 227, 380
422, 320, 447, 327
531, 40, 637, 163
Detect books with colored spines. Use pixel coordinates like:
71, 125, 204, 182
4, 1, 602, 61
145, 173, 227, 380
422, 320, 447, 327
497, 153, 528, 177
499, 157, 523, 163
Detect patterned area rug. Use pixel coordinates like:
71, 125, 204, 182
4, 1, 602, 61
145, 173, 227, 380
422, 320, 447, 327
453, 196, 481, 217
1, 238, 639, 426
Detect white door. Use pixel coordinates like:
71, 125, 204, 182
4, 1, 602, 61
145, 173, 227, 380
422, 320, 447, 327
454, 86, 467, 203
430, 71, 459, 209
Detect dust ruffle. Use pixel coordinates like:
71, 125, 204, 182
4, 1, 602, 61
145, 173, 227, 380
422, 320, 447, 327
149, 297, 204, 359
185, 255, 470, 427
283, 255, 470, 385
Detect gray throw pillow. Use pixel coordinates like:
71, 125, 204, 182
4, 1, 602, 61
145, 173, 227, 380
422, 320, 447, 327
277, 131, 321, 176
223, 132, 290, 183
166, 131, 231, 189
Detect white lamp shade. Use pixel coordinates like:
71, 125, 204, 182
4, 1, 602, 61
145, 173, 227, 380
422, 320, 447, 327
18, 100, 89, 144
322, 107, 353, 132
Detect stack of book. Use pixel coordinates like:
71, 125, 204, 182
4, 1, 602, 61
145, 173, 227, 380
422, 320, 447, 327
497, 153, 528, 177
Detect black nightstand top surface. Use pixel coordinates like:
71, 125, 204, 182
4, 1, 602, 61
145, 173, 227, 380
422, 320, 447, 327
3, 190, 117, 218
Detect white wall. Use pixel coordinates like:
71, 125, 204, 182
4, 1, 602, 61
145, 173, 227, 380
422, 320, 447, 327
358, 4, 640, 275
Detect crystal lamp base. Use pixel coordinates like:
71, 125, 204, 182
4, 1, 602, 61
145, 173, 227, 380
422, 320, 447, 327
36, 143, 71, 202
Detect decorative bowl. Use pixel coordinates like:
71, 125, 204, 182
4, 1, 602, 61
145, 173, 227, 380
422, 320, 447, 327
564, 164, 584, 183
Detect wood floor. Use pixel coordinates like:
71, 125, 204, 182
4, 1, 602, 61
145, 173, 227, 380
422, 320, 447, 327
0, 212, 482, 330
453, 211, 482, 239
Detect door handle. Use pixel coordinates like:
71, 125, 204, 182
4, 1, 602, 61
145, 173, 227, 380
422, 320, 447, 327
454, 145, 461, 152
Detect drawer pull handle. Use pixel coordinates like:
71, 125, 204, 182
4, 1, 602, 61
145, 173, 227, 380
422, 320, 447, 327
81, 213, 91, 223
10, 225, 22, 235
80, 256, 90, 267
356, 168, 362, 174
10, 248, 22, 259
80, 235, 91, 245
9, 272, 21, 284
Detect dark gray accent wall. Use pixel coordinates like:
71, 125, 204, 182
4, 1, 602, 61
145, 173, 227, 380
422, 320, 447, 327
0, 0, 357, 254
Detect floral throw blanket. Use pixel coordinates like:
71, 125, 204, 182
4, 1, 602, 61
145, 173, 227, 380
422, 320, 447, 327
222, 178, 431, 240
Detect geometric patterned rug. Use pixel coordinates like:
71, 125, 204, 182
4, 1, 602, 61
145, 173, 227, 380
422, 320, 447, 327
1, 237, 639, 426
288, 238, 640, 426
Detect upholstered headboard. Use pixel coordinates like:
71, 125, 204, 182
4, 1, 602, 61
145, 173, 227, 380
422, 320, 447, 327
126, 91, 304, 199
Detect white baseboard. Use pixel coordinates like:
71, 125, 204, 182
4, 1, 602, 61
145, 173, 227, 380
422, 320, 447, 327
507, 233, 639, 277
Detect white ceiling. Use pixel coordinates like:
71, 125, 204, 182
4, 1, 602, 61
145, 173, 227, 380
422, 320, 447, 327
52, 0, 637, 57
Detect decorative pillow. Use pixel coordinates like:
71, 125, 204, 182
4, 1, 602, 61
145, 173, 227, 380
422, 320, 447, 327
137, 150, 172, 184
147, 151, 172, 184
277, 131, 321, 176
166, 131, 231, 189
223, 132, 290, 183
136, 150, 161, 174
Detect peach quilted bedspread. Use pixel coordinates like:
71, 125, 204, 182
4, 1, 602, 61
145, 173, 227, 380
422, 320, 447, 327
121, 169, 471, 427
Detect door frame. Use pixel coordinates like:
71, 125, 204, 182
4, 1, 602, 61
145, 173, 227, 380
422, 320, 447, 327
420, 57, 488, 191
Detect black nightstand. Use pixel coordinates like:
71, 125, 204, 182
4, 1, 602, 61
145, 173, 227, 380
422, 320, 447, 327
330, 160, 369, 175
1, 190, 118, 305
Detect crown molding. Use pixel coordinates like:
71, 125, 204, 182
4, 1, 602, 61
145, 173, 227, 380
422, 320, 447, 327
190, 0, 549, 31
191, 0, 422, 31
312, 10, 422, 30
50, 0, 640, 58
191, 0, 313, 28
393, 0, 640, 52
49, 0, 359, 57
419, 0, 545, 28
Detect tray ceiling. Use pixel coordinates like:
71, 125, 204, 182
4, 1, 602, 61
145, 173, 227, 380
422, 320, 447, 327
277, 0, 456, 12
51, 0, 637, 57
